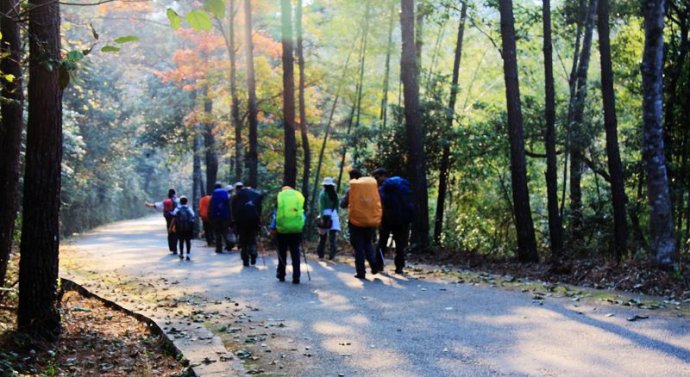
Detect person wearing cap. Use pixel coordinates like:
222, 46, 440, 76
316, 177, 340, 260
231, 182, 263, 266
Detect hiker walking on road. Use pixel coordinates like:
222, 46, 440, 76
372, 168, 414, 274
209, 183, 232, 254
145, 188, 180, 253
171, 196, 195, 261
232, 183, 263, 267
316, 177, 340, 260
270, 186, 306, 284
199, 193, 213, 247
340, 169, 381, 279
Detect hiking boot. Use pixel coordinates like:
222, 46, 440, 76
292, 279, 300, 284
354, 274, 366, 279
171, 250, 178, 255
394, 268, 403, 274
243, 261, 249, 267
179, 255, 184, 260
277, 276, 285, 282
250, 255, 257, 265
186, 256, 191, 261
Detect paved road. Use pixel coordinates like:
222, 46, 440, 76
61, 216, 690, 376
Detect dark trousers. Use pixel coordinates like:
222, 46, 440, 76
202, 220, 214, 245
177, 231, 192, 256
276, 233, 301, 281
349, 224, 377, 276
165, 216, 178, 252
377, 223, 409, 271
238, 226, 259, 264
212, 219, 229, 252
317, 230, 338, 259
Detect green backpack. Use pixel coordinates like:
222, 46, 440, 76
276, 188, 305, 233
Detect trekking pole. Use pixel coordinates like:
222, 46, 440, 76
377, 245, 393, 285
257, 236, 267, 266
301, 241, 312, 281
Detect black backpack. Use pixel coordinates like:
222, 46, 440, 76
233, 189, 262, 225
175, 207, 194, 233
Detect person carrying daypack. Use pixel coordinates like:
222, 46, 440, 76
340, 169, 381, 279
199, 193, 213, 247
144, 188, 179, 253
209, 182, 232, 254
316, 177, 341, 260
373, 168, 414, 274
232, 184, 263, 266
270, 185, 305, 284
172, 196, 195, 261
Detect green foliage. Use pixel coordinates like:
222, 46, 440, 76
186, 10, 213, 31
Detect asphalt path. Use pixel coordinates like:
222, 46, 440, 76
61, 216, 690, 376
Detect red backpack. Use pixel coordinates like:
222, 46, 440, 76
163, 198, 176, 219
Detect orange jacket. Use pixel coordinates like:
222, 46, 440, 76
199, 195, 211, 221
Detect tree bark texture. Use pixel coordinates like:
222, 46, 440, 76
295, 0, 311, 205
18, 0, 63, 340
0, 0, 24, 287
193, 123, 203, 234
203, 86, 218, 193
352, 2, 371, 166
542, 0, 563, 258
568, 0, 597, 244
498, 0, 539, 262
244, 0, 259, 188
597, 0, 628, 261
434, 1, 467, 245
379, 2, 396, 131
401, 0, 430, 248
281, 0, 297, 188
641, 0, 676, 265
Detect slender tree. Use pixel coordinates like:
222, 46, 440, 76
226, 0, 243, 182
281, 0, 297, 187
641, 0, 675, 266
401, 0, 430, 248
203, 84, 218, 193
243, 0, 258, 188
379, 1, 396, 131
18, 0, 63, 340
568, 0, 597, 243
497, 0, 539, 262
0, 0, 24, 287
597, 0, 627, 261
434, 1, 467, 244
295, 0, 311, 204
542, 0, 562, 258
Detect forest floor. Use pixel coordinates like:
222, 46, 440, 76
1, 218, 689, 376
0, 253, 190, 376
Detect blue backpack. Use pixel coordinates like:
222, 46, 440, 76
210, 188, 231, 221
380, 176, 414, 226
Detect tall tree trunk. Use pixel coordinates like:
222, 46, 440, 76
641, 0, 675, 266
295, 0, 311, 205
281, 0, 297, 188
434, 1, 467, 245
568, 0, 597, 244
193, 122, 203, 235
542, 0, 563, 258
0, 0, 24, 287
203, 85, 218, 193
379, 2, 396, 132
597, 0, 628, 261
244, 0, 259, 188
336, 101, 357, 192
401, 0, 430, 249
498, 0, 539, 263
352, 2, 371, 166
415, 1, 425, 70
18, 0, 63, 340
228, 0, 242, 183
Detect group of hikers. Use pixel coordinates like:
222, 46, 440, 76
145, 167, 414, 284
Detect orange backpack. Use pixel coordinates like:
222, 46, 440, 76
348, 177, 382, 227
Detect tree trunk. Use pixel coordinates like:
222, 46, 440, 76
498, 0, 539, 263
295, 0, 311, 205
379, 2, 396, 132
203, 85, 218, 193
542, 0, 563, 258
641, 0, 676, 266
597, 0, 628, 261
401, 0, 430, 249
18, 0, 63, 340
229, 0, 242, 183
193, 122, 203, 235
281, 0, 297, 188
415, 1, 425, 70
568, 0, 597, 244
0, 0, 24, 288
244, 0, 259, 188
336, 102, 357, 192
352, 3, 371, 166
434, 1, 467, 245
